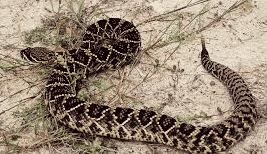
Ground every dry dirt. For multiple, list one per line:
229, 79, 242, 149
0, 0, 267, 154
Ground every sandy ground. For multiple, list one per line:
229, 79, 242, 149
0, 0, 267, 154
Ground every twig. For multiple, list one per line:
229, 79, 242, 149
136, 0, 210, 27
198, 0, 248, 33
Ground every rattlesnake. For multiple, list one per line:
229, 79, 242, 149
20, 18, 257, 154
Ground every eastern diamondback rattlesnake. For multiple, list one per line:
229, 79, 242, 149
20, 18, 257, 154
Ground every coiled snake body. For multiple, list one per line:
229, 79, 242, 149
21, 18, 257, 154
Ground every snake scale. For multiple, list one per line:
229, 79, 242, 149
20, 18, 257, 153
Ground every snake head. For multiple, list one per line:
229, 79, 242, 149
20, 47, 55, 62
